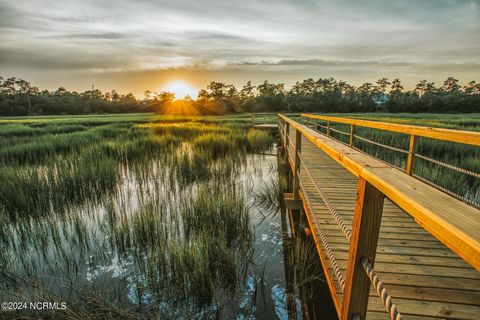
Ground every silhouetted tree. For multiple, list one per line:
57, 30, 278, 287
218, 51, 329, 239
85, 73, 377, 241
375, 78, 391, 94
464, 81, 480, 95
442, 77, 461, 94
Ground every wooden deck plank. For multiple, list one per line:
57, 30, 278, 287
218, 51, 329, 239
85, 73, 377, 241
324, 265, 480, 294
368, 298, 480, 319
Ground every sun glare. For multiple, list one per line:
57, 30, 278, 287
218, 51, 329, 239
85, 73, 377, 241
163, 81, 198, 100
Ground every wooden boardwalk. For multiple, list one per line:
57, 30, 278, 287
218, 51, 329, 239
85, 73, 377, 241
279, 115, 480, 320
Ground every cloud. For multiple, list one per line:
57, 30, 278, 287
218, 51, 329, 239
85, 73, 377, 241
234, 59, 415, 67
233, 59, 480, 71
0, 0, 478, 92
51, 32, 129, 40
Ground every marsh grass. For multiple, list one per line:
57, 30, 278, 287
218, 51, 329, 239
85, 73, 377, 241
287, 238, 324, 297
253, 178, 285, 218
147, 122, 231, 138
0, 123, 89, 138
108, 133, 180, 162
246, 129, 274, 153
182, 185, 252, 247
0, 115, 275, 319
193, 133, 236, 158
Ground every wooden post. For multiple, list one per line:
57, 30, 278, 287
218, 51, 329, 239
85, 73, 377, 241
406, 135, 416, 175
327, 121, 330, 136
341, 177, 385, 320
281, 206, 298, 320
284, 122, 290, 164
349, 124, 355, 147
292, 129, 302, 199
251, 114, 254, 126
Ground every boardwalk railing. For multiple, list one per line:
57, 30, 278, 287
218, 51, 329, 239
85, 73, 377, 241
301, 114, 480, 207
277, 114, 480, 320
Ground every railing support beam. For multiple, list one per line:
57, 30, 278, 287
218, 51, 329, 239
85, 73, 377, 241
349, 124, 355, 147
406, 135, 416, 175
283, 192, 303, 210
284, 121, 290, 164
293, 129, 302, 199
342, 177, 385, 320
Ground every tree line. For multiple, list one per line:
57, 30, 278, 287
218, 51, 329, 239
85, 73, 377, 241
0, 76, 479, 116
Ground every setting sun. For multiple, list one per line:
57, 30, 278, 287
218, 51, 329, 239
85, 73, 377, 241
163, 80, 198, 100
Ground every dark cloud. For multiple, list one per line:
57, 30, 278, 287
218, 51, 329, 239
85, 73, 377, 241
51, 32, 128, 40
0, 47, 126, 70
234, 59, 416, 67
233, 59, 480, 72
187, 32, 251, 42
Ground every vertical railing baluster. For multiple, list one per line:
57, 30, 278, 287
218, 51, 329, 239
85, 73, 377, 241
293, 129, 302, 199
350, 124, 355, 147
341, 177, 385, 320
406, 135, 416, 175
327, 120, 330, 136
284, 121, 290, 164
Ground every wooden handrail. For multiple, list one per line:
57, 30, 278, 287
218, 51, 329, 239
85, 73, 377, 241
302, 114, 480, 146
278, 114, 480, 272
251, 112, 275, 126
302, 114, 480, 207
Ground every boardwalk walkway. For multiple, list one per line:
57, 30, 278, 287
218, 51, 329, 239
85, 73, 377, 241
280, 115, 480, 320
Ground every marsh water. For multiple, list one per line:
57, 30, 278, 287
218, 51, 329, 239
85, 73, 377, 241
0, 123, 335, 319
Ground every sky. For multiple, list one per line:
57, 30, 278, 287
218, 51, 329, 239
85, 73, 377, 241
0, 0, 479, 97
